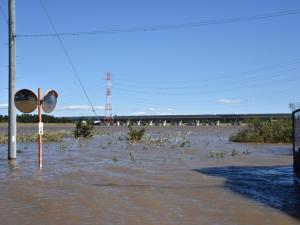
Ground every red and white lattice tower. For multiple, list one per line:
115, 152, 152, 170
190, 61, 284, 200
105, 72, 112, 125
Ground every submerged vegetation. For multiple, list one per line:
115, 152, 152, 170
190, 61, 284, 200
127, 126, 146, 142
0, 130, 71, 144
209, 148, 251, 158
73, 119, 94, 139
230, 119, 292, 143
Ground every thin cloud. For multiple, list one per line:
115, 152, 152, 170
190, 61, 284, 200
155, 112, 173, 115
62, 105, 105, 110
216, 98, 241, 104
0, 103, 8, 109
131, 111, 146, 116
149, 107, 174, 111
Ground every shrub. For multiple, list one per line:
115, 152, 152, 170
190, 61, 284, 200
230, 119, 292, 143
73, 119, 94, 139
127, 126, 146, 142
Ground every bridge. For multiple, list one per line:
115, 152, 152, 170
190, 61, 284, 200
69, 113, 291, 125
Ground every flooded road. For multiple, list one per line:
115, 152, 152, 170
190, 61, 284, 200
0, 125, 299, 225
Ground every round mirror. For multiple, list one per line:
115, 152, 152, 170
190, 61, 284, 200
14, 89, 38, 113
42, 90, 58, 113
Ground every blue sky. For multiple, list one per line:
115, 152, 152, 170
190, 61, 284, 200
1, 0, 300, 116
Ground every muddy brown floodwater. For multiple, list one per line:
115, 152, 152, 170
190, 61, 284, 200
0, 124, 300, 225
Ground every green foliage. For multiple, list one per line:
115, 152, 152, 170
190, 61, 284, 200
230, 119, 292, 143
0, 114, 74, 123
0, 115, 8, 123
73, 119, 94, 139
17, 114, 73, 123
127, 126, 146, 142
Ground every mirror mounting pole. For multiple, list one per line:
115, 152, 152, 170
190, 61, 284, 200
38, 88, 43, 168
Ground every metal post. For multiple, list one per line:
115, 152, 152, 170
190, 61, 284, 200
38, 88, 43, 168
293, 110, 300, 184
8, 0, 16, 160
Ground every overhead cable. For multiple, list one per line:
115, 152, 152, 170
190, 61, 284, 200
17, 8, 300, 38
39, 0, 97, 116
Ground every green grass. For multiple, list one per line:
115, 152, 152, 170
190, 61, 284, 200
229, 119, 292, 143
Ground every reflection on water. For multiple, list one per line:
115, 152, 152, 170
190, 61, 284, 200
197, 165, 300, 220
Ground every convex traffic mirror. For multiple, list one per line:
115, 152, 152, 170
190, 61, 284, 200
42, 90, 58, 113
14, 89, 38, 113
14, 89, 58, 114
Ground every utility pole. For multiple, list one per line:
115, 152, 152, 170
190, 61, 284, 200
8, 0, 16, 160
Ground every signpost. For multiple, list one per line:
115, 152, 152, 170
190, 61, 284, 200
14, 88, 58, 168
292, 109, 300, 184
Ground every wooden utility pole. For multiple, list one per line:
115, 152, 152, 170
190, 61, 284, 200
8, 0, 17, 160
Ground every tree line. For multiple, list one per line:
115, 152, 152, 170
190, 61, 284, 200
0, 114, 74, 123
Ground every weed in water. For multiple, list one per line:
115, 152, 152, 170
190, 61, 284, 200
143, 145, 150, 150
59, 143, 68, 150
112, 155, 119, 162
0, 134, 8, 144
179, 140, 191, 147
231, 149, 239, 157
129, 151, 136, 163
118, 135, 125, 141
219, 152, 226, 158
209, 151, 226, 159
209, 152, 215, 158
243, 149, 251, 155
73, 119, 94, 139
229, 118, 292, 143
127, 126, 146, 142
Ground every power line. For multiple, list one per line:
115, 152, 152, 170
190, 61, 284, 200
17, 8, 300, 38
38, 0, 97, 116
112, 72, 300, 96
113, 58, 300, 85
112, 66, 300, 91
